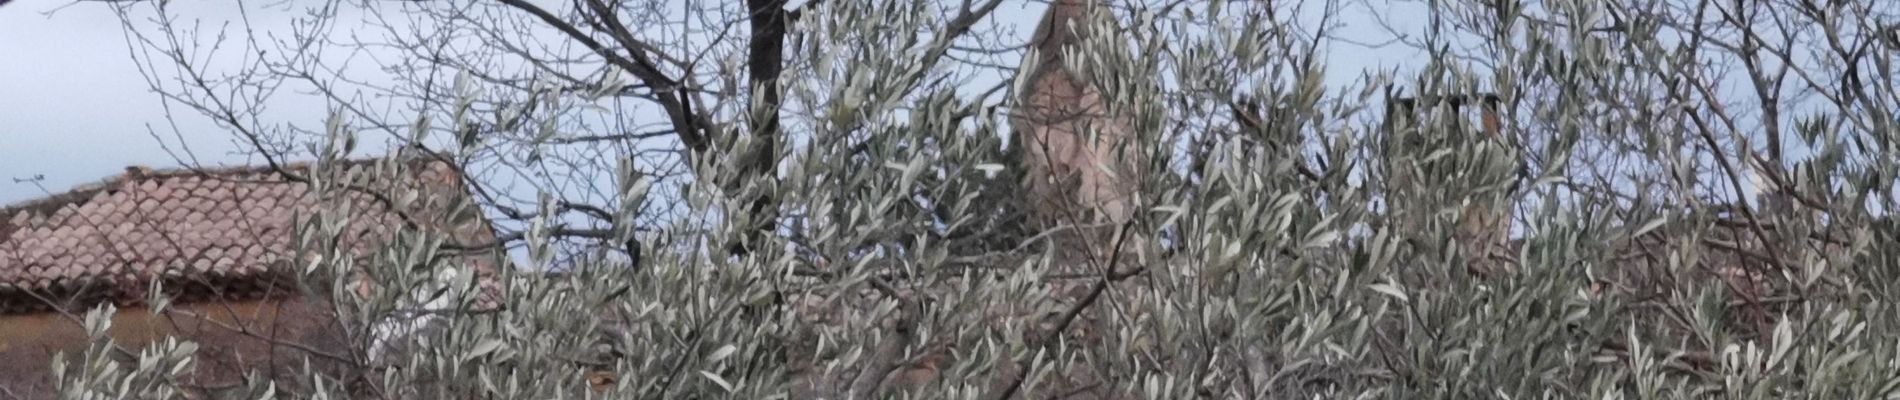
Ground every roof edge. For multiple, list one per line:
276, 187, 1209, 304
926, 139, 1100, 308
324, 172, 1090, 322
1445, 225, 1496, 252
0, 156, 459, 242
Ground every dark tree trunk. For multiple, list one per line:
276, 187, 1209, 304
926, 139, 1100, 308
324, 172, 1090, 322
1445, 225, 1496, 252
730, 0, 789, 256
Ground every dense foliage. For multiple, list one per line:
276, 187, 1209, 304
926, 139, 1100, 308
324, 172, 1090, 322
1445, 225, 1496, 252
48, 0, 1900, 398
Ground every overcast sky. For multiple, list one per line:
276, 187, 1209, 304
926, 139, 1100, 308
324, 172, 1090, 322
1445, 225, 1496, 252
0, 0, 1426, 206
1, 0, 261, 204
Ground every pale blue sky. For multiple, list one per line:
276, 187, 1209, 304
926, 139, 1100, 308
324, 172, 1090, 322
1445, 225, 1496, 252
1, 0, 275, 203
0, 0, 1425, 206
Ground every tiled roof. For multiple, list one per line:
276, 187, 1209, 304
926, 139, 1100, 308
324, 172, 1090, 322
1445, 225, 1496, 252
0, 158, 504, 314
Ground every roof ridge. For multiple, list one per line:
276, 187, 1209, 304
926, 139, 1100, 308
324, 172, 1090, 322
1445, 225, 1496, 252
0, 156, 443, 208
0, 157, 447, 240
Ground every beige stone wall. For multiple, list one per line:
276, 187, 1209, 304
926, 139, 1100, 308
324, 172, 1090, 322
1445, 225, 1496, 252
1014, 0, 1143, 230
0, 298, 347, 398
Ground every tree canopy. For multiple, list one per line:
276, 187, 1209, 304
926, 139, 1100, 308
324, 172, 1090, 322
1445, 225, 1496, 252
37, 0, 1900, 398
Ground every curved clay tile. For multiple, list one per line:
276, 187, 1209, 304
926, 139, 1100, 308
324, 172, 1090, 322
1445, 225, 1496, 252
0, 158, 507, 314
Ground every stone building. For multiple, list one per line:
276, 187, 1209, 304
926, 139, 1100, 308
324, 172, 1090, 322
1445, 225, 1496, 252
0, 158, 502, 397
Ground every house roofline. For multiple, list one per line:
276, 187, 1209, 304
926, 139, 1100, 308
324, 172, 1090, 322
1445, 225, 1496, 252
1, 157, 462, 237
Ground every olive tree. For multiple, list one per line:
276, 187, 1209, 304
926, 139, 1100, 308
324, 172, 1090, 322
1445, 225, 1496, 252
51, 0, 1900, 398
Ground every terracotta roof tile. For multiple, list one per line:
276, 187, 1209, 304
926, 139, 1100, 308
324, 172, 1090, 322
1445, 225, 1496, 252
0, 158, 506, 314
